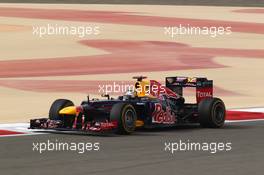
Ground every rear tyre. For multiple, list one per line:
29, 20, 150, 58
110, 103, 137, 134
198, 98, 226, 128
49, 99, 74, 120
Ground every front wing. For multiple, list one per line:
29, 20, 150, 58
29, 118, 118, 133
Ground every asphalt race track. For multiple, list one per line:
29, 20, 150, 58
0, 121, 264, 175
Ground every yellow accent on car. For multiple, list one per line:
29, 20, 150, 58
59, 106, 76, 115
136, 120, 144, 127
135, 80, 150, 97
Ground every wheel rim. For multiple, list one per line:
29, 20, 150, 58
124, 109, 135, 129
214, 103, 225, 124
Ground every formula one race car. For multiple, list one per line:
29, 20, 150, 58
30, 76, 226, 134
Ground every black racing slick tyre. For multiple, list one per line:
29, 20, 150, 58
110, 103, 137, 134
49, 99, 74, 120
198, 98, 226, 128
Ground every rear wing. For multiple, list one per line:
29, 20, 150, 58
165, 77, 213, 103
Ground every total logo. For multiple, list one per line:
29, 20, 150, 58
197, 91, 212, 98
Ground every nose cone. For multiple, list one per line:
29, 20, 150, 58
59, 106, 76, 115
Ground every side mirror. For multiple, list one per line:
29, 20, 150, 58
101, 94, 110, 100
87, 95, 90, 103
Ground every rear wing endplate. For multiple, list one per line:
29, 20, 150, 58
165, 77, 213, 102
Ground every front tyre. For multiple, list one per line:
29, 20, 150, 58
110, 103, 137, 134
49, 99, 74, 120
198, 98, 226, 128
